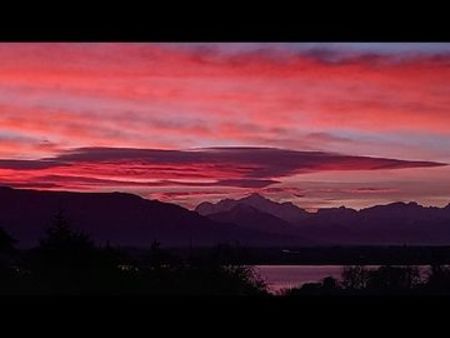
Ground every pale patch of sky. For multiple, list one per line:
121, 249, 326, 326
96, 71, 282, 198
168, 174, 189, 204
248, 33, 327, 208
159, 42, 450, 57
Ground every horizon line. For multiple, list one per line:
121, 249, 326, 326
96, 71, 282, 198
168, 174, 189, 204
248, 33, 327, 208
1, 185, 449, 213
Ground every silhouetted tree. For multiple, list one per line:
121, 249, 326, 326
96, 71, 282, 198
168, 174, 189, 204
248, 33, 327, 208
32, 209, 98, 293
218, 264, 267, 295
322, 276, 339, 291
0, 226, 16, 253
283, 275, 340, 296
38, 209, 95, 267
341, 265, 370, 290
145, 240, 175, 269
365, 265, 421, 292
209, 243, 245, 266
424, 264, 450, 292
0, 227, 20, 294
283, 282, 322, 296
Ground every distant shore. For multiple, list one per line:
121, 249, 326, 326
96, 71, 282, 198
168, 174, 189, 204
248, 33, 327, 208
103, 245, 450, 266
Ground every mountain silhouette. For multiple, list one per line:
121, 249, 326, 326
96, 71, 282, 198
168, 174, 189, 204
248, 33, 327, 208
2, 186, 450, 247
197, 194, 450, 245
0, 187, 297, 248
207, 203, 308, 240
196, 193, 309, 223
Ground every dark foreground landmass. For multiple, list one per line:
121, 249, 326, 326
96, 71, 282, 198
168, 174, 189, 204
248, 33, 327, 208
2, 188, 450, 295
3, 212, 450, 296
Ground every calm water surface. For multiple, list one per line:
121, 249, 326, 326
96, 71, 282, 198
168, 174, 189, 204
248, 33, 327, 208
254, 265, 430, 294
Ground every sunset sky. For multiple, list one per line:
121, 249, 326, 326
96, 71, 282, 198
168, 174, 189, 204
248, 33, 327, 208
0, 43, 449, 210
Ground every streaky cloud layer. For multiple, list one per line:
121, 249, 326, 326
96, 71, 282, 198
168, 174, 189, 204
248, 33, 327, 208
0, 146, 445, 193
0, 43, 449, 208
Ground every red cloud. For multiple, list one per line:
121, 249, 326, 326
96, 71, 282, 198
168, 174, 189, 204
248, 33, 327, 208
0, 147, 445, 193
0, 43, 449, 158
0, 44, 449, 209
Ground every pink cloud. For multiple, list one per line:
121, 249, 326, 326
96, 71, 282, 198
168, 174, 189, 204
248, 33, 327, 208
0, 147, 444, 196
0, 43, 449, 209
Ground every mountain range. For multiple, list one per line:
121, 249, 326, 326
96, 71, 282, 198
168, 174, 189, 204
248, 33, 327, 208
1, 186, 450, 248
0, 187, 300, 248
196, 193, 450, 246
196, 193, 310, 223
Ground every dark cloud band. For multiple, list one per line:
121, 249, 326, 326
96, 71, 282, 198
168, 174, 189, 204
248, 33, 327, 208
0, 147, 445, 190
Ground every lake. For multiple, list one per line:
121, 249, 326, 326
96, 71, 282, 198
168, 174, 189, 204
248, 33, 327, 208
254, 265, 431, 294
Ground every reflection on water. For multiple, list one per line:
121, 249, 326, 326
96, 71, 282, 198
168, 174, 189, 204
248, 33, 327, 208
255, 265, 429, 294
255, 265, 343, 294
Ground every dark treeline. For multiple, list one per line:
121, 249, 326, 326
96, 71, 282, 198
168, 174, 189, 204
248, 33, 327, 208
0, 211, 267, 295
4, 211, 450, 295
284, 265, 450, 296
